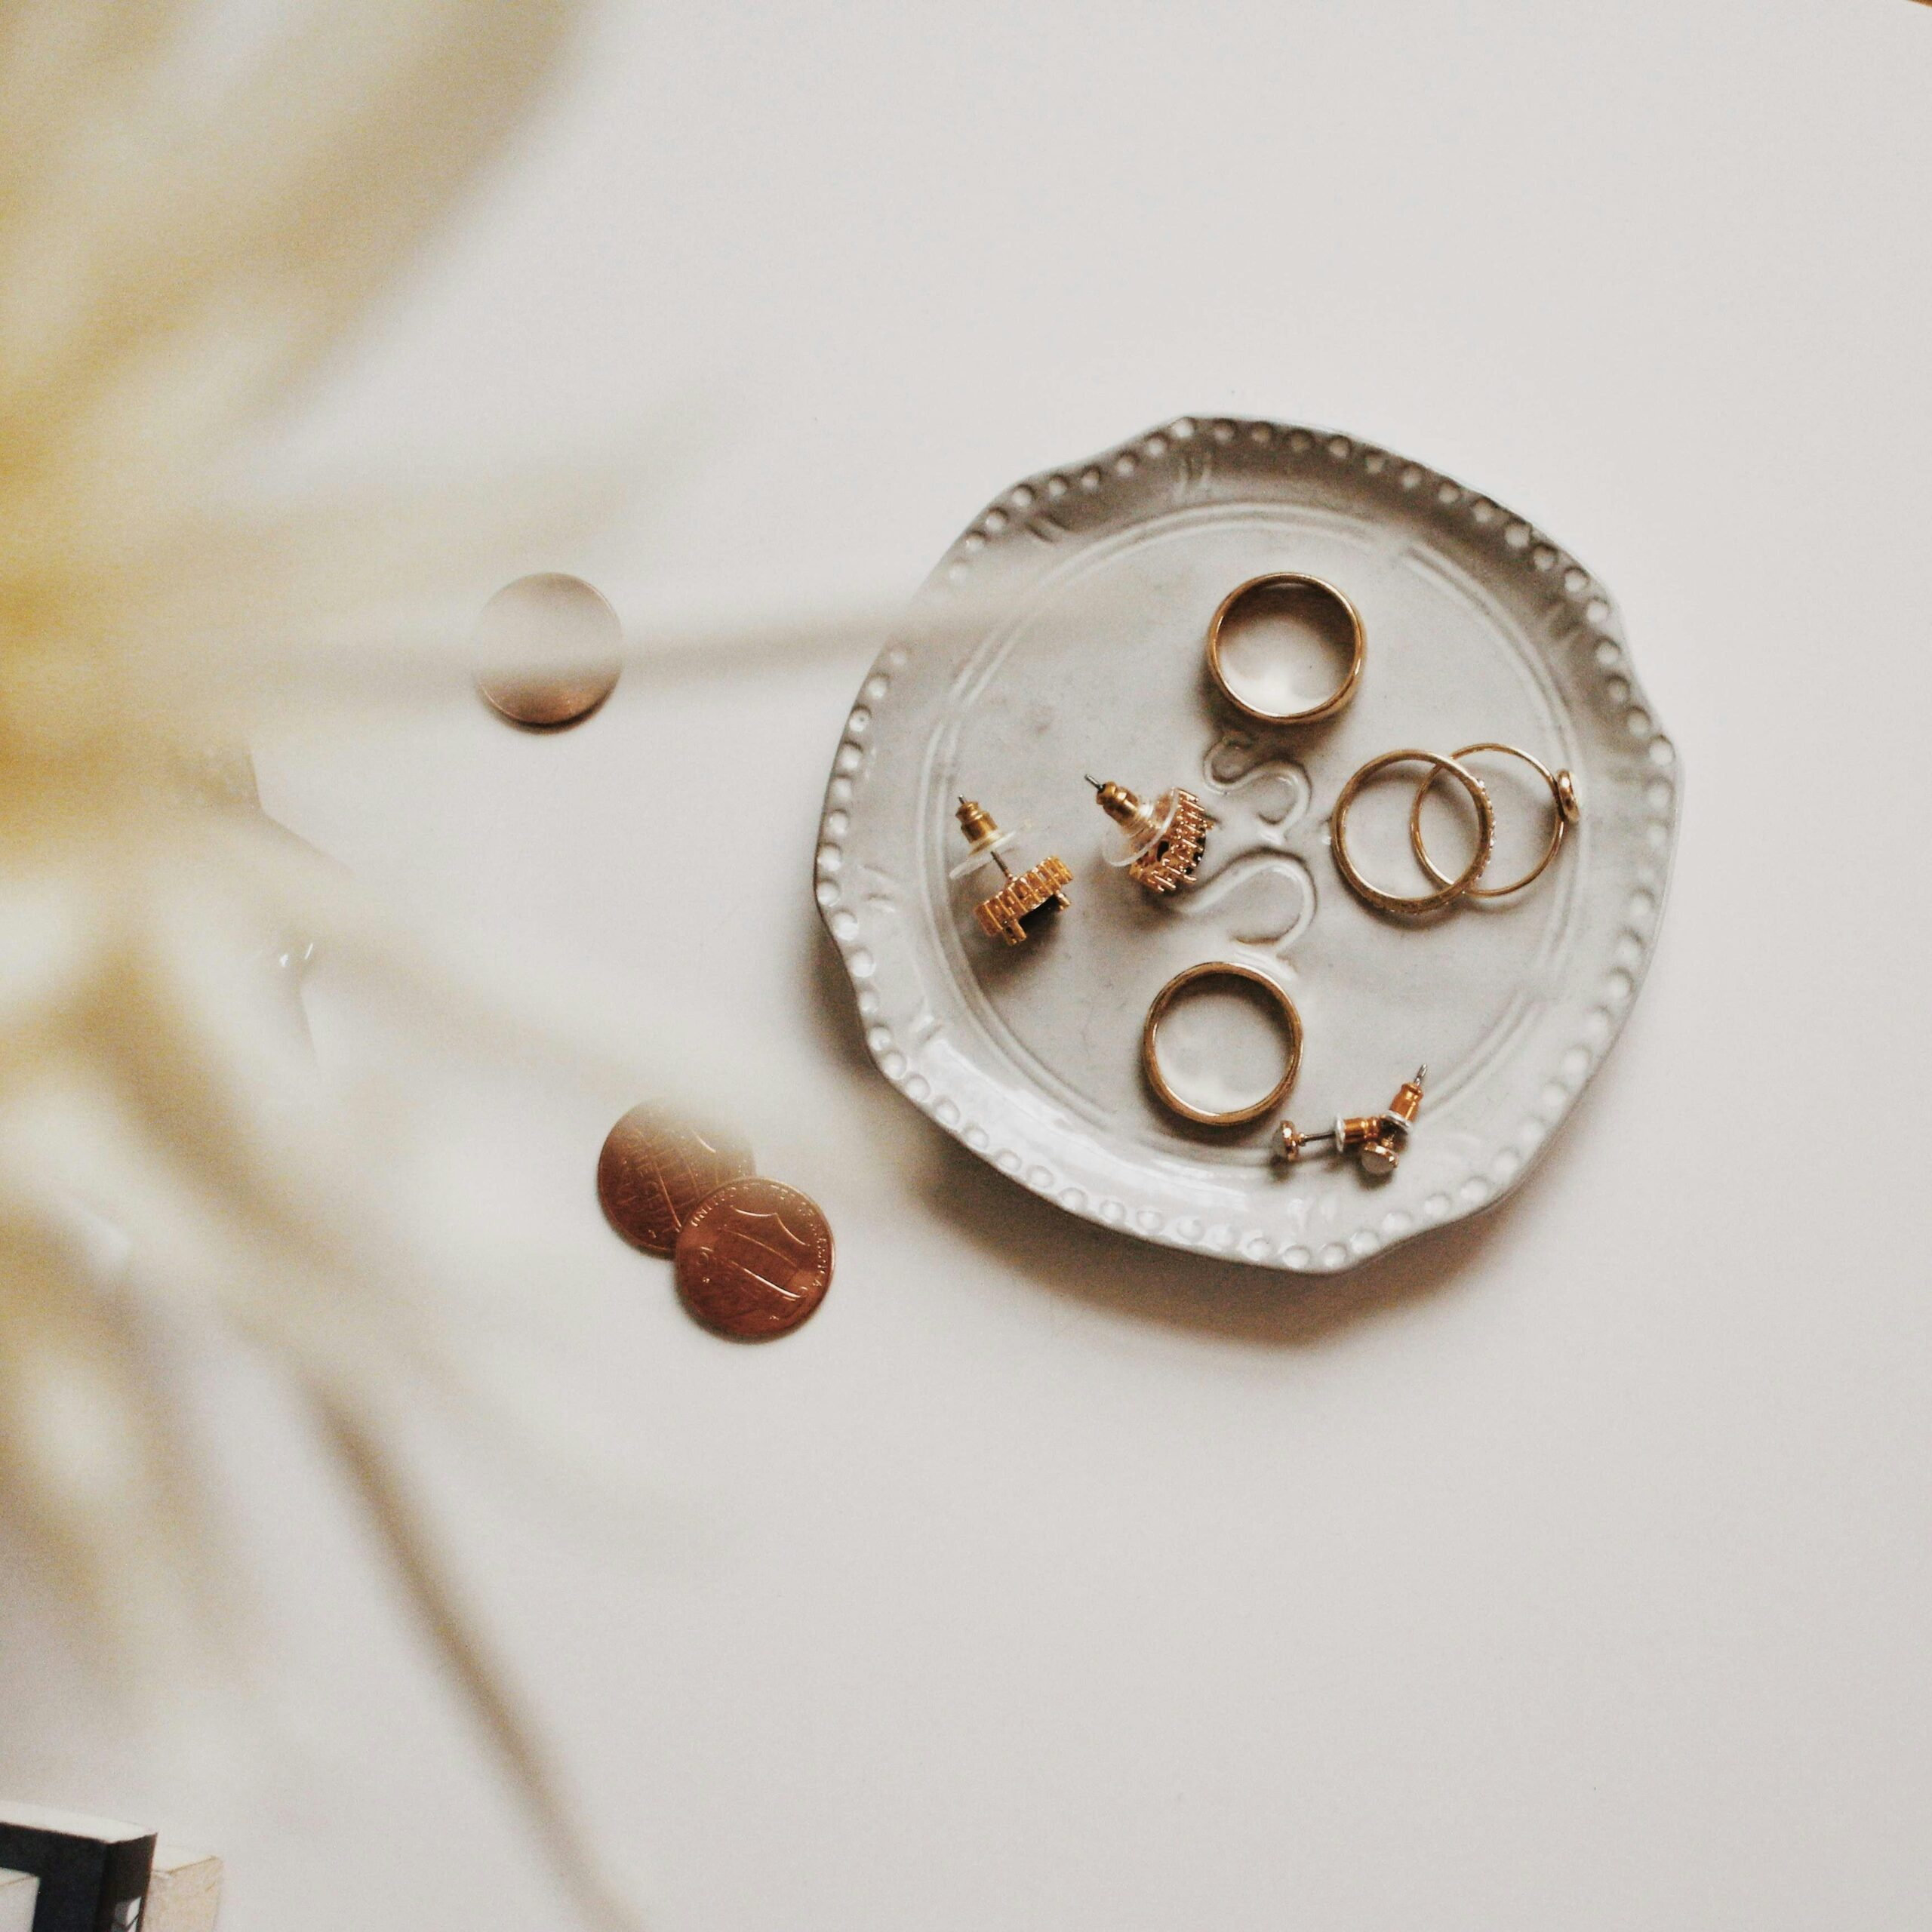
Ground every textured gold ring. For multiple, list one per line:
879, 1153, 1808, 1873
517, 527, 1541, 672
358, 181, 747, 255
1204, 573, 1366, 726
1140, 961, 1303, 1127
1408, 742, 1580, 900
1331, 749, 1494, 916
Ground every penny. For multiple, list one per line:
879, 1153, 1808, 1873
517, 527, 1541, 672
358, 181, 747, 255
597, 1105, 754, 1258
474, 572, 622, 729
673, 1179, 834, 1342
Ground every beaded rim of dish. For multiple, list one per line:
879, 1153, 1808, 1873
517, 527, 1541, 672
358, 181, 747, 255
811, 417, 1679, 1274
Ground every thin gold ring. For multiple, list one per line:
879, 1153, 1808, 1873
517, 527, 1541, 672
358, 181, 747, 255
1140, 961, 1303, 1127
1331, 749, 1494, 917
1408, 742, 1580, 900
1204, 573, 1365, 726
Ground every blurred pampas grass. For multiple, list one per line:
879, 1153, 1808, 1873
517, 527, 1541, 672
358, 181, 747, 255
0, 2, 914, 1924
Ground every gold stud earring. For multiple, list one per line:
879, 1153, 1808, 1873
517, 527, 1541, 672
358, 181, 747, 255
1087, 776, 1214, 894
1273, 1066, 1427, 1176
1409, 743, 1580, 900
952, 796, 1072, 945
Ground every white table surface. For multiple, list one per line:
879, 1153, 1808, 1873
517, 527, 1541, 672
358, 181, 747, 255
5, 3, 1930, 1927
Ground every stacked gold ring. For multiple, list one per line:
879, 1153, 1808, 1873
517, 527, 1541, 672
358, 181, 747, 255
1409, 743, 1580, 899
1330, 749, 1496, 916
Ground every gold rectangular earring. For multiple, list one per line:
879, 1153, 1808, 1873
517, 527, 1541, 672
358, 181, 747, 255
952, 797, 1072, 945
1087, 777, 1213, 894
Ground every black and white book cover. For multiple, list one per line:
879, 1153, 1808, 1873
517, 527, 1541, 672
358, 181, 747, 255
0, 1805, 154, 1932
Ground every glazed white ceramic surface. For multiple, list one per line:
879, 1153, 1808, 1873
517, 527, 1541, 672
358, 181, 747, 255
814, 418, 1678, 1272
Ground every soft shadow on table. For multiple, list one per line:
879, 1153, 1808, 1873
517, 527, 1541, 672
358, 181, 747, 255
923, 1131, 1518, 1349
807, 918, 1597, 1350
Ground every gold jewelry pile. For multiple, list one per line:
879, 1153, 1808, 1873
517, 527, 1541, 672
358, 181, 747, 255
948, 574, 1581, 1179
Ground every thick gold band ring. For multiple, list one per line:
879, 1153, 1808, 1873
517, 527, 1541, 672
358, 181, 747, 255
1331, 749, 1495, 916
1204, 573, 1366, 726
1408, 742, 1580, 900
1140, 961, 1303, 1127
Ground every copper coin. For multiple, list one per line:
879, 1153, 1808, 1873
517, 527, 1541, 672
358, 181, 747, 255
673, 1179, 834, 1342
474, 573, 622, 729
597, 1106, 754, 1258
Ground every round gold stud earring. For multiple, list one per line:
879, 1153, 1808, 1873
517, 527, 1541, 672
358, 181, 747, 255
1330, 748, 1496, 916
1204, 573, 1366, 726
1408, 743, 1580, 900
1273, 1067, 1428, 1177
1087, 776, 1214, 894
1140, 961, 1303, 1127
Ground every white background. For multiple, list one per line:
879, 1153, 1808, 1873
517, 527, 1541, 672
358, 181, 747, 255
7, 3, 1932, 1927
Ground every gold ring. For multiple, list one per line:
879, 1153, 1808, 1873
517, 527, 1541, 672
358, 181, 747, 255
1204, 573, 1365, 726
1140, 961, 1303, 1127
1408, 743, 1580, 900
1331, 749, 1494, 916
